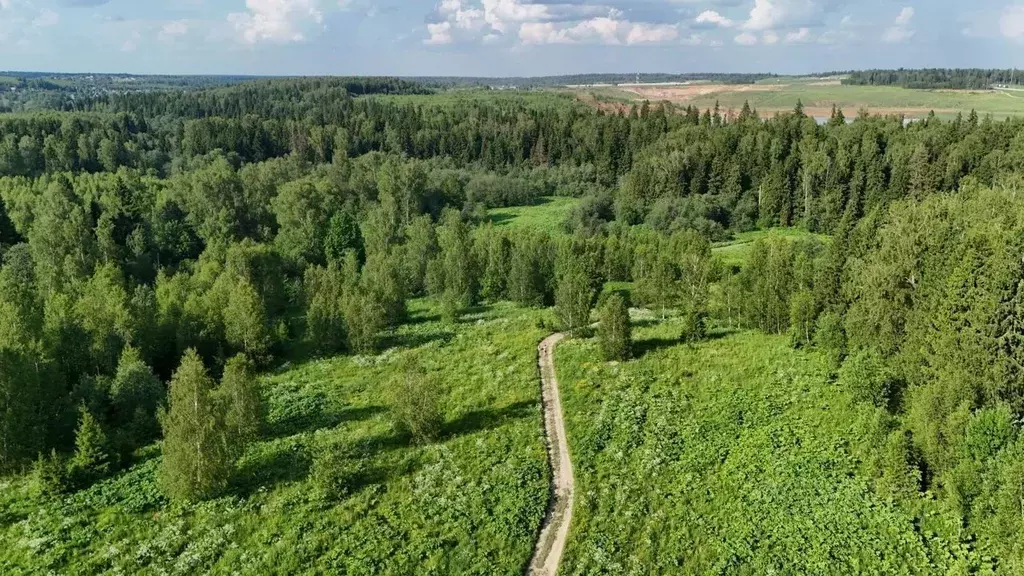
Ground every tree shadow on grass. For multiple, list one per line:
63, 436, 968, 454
406, 310, 442, 325
266, 402, 387, 440
232, 442, 312, 496
633, 329, 733, 359
352, 400, 538, 457
442, 400, 537, 440
489, 211, 517, 226
379, 329, 455, 351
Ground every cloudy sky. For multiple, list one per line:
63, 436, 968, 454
1, 0, 1023, 76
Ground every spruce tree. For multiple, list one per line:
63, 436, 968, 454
110, 345, 164, 460
598, 294, 632, 361
69, 405, 110, 486
159, 349, 232, 502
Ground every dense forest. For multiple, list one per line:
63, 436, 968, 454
4, 73, 1024, 571
841, 68, 1024, 89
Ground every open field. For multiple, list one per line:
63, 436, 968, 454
0, 301, 550, 575
555, 320, 966, 574
488, 197, 579, 235
577, 81, 1024, 119
713, 227, 830, 267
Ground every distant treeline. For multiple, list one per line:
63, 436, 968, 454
410, 73, 778, 88
838, 68, 1024, 90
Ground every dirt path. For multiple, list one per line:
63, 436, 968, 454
528, 333, 574, 576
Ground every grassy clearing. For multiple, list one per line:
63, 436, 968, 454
488, 197, 579, 235
583, 82, 1024, 119
0, 300, 550, 575
713, 227, 829, 267
556, 319, 958, 574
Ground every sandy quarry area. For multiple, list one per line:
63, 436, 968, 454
618, 83, 784, 101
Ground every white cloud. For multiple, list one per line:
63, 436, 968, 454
762, 30, 779, 44
882, 6, 915, 43
894, 6, 914, 25
625, 21, 679, 44
741, 0, 837, 31
32, 9, 58, 28
484, 0, 550, 34
518, 21, 561, 43
734, 31, 758, 45
228, 0, 325, 44
519, 16, 677, 45
122, 29, 141, 52
425, 21, 454, 44
428, 0, 677, 46
680, 33, 704, 45
744, 0, 791, 30
785, 26, 809, 42
159, 20, 189, 42
1001, 5, 1024, 39
695, 10, 734, 28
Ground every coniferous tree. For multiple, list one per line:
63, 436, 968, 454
159, 349, 232, 502
69, 405, 110, 486
109, 345, 164, 459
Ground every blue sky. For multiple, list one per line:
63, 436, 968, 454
0, 0, 1023, 76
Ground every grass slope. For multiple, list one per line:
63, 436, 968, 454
557, 318, 954, 575
0, 301, 550, 575
488, 197, 579, 235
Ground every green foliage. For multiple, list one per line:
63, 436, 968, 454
597, 294, 631, 361
220, 354, 262, 449
68, 406, 111, 487
559, 326, 967, 573
31, 450, 70, 498
838, 350, 896, 409
0, 345, 55, 473
389, 370, 445, 445
789, 289, 817, 347
343, 291, 385, 354
223, 278, 272, 362
303, 264, 347, 355
109, 345, 163, 458
310, 441, 364, 502
0, 302, 549, 574
159, 350, 232, 502
555, 259, 594, 336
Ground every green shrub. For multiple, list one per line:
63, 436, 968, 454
389, 371, 445, 444
310, 441, 364, 502
32, 450, 70, 498
839, 350, 895, 409
679, 306, 708, 343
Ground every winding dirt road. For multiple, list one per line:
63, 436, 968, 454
528, 333, 574, 576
